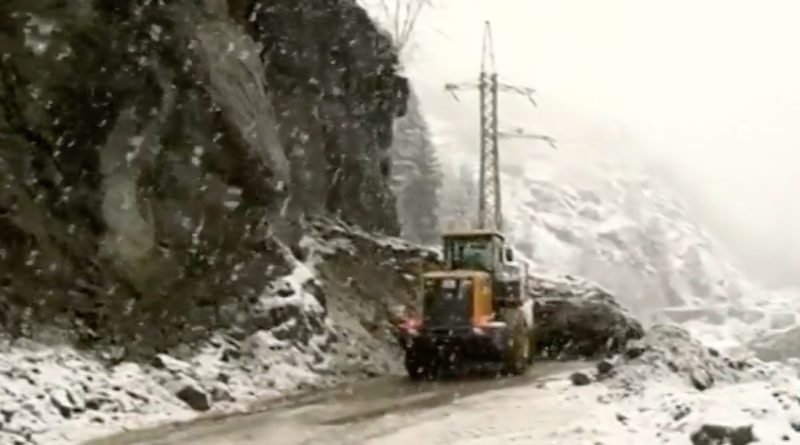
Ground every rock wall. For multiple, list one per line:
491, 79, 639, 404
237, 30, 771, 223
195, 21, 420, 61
0, 0, 408, 353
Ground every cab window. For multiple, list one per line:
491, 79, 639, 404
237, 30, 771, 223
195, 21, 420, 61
445, 237, 493, 271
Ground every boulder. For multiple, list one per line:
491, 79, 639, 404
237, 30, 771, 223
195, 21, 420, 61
596, 358, 616, 375
690, 368, 714, 391
616, 325, 748, 391
151, 354, 192, 374
690, 424, 756, 445
175, 384, 211, 412
50, 388, 83, 419
569, 371, 592, 386
530, 275, 644, 359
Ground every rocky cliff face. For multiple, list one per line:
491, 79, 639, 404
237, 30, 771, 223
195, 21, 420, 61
0, 0, 408, 353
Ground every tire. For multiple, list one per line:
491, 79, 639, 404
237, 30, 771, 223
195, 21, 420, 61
501, 310, 529, 375
404, 348, 429, 381
527, 331, 536, 365
528, 300, 537, 365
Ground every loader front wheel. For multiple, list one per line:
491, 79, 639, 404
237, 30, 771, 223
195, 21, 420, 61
502, 317, 529, 375
404, 348, 430, 381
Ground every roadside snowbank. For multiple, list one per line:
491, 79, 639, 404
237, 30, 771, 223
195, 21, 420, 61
352, 362, 800, 444
0, 316, 337, 445
554, 325, 800, 444
357, 324, 800, 445
0, 224, 433, 445
546, 370, 800, 445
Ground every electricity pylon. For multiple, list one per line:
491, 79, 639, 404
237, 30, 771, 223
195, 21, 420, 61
445, 21, 556, 232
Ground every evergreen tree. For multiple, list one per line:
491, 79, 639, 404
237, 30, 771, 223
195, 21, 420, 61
390, 87, 443, 245
397, 135, 442, 244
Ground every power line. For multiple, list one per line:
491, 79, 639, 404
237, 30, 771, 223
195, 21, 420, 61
444, 20, 556, 232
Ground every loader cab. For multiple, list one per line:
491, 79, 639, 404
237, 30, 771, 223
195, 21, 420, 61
441, 229, 525, 308
442, 229, 507, 273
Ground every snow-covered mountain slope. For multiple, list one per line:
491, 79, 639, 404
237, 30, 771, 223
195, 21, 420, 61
497, 149, 800, 355
499, 149, 760, 318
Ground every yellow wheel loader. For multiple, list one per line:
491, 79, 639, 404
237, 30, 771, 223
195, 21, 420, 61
397, 229, 534, 379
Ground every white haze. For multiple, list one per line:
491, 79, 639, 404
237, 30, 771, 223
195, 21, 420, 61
374, 0, 800, 288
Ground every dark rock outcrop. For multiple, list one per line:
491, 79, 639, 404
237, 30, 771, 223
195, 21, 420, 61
308, 219, 441, 363
0, 1, 408, 354
690, 424, 756, 445
530, 275, 644, 359
175, 384, 211, 412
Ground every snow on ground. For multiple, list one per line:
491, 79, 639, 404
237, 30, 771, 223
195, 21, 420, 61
0, 315, 335, 445
355, 325, 800, 445
357, 371, 800, 445
0, 342, 196, 445
0, 226, 417, 445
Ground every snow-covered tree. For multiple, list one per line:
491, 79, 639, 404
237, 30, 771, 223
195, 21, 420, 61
392, 88, 443, 244
361, 0, 443, 244
397, 134, 442, 244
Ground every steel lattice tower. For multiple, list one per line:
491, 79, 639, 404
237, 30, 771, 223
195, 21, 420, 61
445, 21, 556, 232
477, 26, 501, 230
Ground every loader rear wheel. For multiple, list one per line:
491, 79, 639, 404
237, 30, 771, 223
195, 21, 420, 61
502, 312, 530, 376
527, 331, 536, 365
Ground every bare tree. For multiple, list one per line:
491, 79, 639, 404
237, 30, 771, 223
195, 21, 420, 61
376, 0, 432, 54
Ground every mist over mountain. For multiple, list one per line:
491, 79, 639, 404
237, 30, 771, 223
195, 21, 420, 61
364, 0, 800, 291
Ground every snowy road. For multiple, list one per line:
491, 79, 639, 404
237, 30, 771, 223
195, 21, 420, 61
83, 361, 594, 445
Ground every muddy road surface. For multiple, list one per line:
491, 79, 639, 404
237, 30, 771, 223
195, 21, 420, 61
84, 360, 593, 445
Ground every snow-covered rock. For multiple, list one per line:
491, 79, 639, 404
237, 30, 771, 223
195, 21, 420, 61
606, 325, 755, 393
549, 324, 800, 444
544, 325, 800, 443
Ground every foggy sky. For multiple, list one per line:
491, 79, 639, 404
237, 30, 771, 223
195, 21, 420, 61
380, 0, 800, 288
